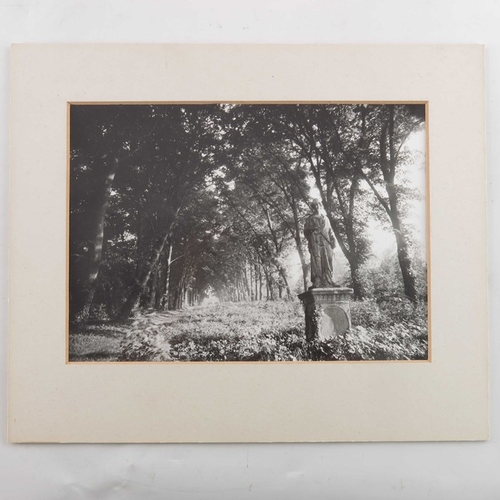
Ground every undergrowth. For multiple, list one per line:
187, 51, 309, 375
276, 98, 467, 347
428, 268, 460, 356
115, 299, 428, 362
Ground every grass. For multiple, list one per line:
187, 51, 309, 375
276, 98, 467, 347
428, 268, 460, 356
69, 298, 428, 362
69, 322, 127, 361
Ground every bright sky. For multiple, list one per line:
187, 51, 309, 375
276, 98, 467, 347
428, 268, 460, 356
368, 128, 426, 257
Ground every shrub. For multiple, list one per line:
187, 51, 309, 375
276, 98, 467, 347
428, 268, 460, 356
351, 298, 427, 330
350, 299, 382, 328
169, 325, 308, 362
117, 316, 171, 361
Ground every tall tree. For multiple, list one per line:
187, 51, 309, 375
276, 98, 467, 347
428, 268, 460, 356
355, 104, 425, 302
70, 105, 158, 320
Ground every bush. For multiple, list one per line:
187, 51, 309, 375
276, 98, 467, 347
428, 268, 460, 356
351, 298, 427, 330
169, 326, 307, 362
348, 298, 428, 360
350, 299, 382, 328
117, 316, 171, 361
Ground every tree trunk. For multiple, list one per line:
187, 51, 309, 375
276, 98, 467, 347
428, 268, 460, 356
149, 270, 158, 309
118, 227, 174, 319
249, 264, 255, 301
390, 213, 418, 302
76, 157, 120, 321
80, 284, 98, 321
254, 265, 258, 300
296, 241, 308, 292
348, 257, 364, 300
383, 110, 418, 302
290, 200, 309, 292
154, 263, 164, 310
277, 265, 291, 299
154, 241, 173, 310
244, 264, 251, 300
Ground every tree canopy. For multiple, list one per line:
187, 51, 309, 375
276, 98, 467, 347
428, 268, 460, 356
69, 103, 426, 322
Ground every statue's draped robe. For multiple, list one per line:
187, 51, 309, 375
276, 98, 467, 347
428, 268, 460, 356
304, 213, 336, 288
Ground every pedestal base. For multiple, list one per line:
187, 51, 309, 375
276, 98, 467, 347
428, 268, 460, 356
298, 287, 354, 341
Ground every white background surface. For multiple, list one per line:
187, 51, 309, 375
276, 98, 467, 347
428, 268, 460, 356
1, 1, 498, 499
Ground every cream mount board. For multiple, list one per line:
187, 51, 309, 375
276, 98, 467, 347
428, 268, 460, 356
9, 44, 488, 442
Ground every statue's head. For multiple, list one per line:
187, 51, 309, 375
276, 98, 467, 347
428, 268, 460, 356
311, 200, 320, 214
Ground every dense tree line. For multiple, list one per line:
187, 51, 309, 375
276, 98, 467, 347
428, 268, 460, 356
69, 103, 426, 322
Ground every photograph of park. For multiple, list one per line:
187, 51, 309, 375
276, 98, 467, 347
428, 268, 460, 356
69, 103, 428, 362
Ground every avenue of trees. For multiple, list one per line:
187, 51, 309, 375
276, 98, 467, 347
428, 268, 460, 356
69, 103, 426, 323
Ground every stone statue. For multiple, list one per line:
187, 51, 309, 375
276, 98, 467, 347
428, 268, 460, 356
304, 200, 336, 288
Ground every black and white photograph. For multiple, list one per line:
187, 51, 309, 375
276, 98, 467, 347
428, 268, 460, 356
69, 103, 428, 362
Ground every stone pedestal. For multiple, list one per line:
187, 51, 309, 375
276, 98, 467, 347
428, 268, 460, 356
298, 287, 354, 341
